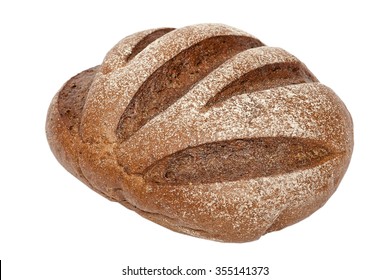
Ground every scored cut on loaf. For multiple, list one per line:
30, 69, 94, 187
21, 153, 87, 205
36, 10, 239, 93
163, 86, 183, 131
46, 23, 353, 242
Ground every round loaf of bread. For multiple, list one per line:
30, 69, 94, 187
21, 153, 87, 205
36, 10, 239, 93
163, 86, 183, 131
46, 23, 353, 242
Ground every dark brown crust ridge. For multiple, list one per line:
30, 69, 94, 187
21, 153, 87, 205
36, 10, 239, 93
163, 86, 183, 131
125, 28, 175, 63
144, 137, 336, 185
57, 66, 99, 134
205, 61, 318, 108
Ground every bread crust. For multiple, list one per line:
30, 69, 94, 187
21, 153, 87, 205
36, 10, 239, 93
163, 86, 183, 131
46, 24, 353, 242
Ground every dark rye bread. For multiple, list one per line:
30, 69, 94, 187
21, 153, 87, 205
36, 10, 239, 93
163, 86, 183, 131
46, 24, 353, 242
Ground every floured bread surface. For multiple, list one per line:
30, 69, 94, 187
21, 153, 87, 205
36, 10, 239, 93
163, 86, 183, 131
46, 23, 353, 242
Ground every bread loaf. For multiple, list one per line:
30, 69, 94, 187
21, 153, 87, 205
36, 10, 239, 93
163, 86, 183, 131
46, 24, 353, 242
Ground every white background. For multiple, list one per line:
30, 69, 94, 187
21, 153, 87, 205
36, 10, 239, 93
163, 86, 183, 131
1, 0, 389, 279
